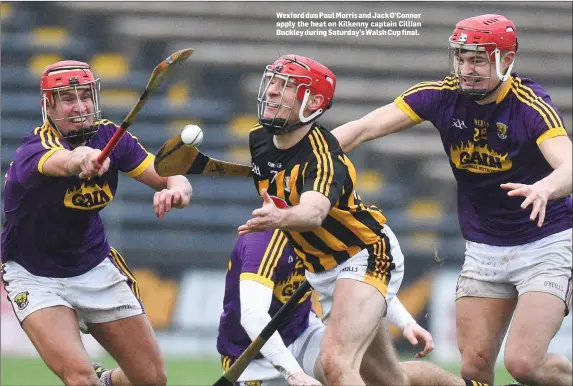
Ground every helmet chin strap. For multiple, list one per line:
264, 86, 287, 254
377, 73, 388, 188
495, 48, 515, 81
298, 89, 323, 123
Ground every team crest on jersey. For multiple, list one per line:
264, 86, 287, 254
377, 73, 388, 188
14, 291, 29, 310
240, 381, 261, 386
450, 141, 512, 174
64, 182, 114, 210
496, 122, 508, 139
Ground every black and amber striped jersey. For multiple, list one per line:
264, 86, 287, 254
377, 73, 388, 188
394, 73, 572, 246
249, 123, 387, 273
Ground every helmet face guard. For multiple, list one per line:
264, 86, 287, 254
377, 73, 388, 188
41, 61, 102, 144
257, 55, 335, 135
448, 14, 517, 101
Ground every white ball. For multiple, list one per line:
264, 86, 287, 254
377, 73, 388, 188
180, 124, 203, 147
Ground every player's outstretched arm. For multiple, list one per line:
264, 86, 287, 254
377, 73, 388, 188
387, 296, 434, 358
535, 135, 572, 200
42, 146, 110, 178
331, 102, 417, 153
239, 279, 321, 385
501, 135, 572, 227
238, 189, 330, 235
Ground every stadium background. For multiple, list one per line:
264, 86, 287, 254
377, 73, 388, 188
1, 1, 571, 385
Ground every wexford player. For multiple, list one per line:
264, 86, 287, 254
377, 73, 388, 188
1, 60, 192, 386
332, 14, 572, 386
219, 229, 510, 386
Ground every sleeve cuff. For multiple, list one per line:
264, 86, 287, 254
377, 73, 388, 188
394, 97, 424, 124
37, 148, 64, 175
124, 152, 154, 177
240, 272, 274, 288
536, 127, 568, 146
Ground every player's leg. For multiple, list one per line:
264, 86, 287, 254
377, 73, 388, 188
456, 287, 516, 384
23, 307, 100, 386
88, 315, 166, 386
74, 250, 165, 386
311, 226, 404, 386
2, 261, 99, 385
360, 320, 408, 385
503, 229, 572, 386
504, 292, 572, 386
318, 277, 386, 385
360, 317, 491, 386
455, 240, 520, 385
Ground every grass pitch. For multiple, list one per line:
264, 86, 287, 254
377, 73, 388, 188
1, 355, 516, 385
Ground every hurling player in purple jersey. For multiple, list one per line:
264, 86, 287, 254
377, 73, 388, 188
218, 230, 510, 386
1, 60, 192, 386
332, 14, 572, 386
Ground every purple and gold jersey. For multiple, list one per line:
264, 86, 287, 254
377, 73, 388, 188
1, 119, 153, 277
217, 229, 312, 361
395, 74, 572, 246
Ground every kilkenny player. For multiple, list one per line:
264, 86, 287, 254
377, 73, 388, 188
238, 54, 489, 386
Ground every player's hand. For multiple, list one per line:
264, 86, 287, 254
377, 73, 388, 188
153, 189, 183, 219
501, 181, 550, 227
402, 322, 434, 358
287, 371, 322, 386
78, 148, 110, 179
238, 189, 284, 235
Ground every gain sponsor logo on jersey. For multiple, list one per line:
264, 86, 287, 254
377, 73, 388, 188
64, 182, 114, 210
273, 258, 310, 304
450, 141, 512, 173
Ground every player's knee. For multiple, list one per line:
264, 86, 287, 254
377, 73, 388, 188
61, 367, 100, 386
320, 350, 356, 381
504, 354, 537, 383
134, 367, 167, 386
460, 351, 494, 384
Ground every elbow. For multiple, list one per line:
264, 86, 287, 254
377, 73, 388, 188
301, 208, 328, 231
310, 212, 327, 229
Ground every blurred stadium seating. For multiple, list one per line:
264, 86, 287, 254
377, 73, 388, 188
1, 1, 571, 373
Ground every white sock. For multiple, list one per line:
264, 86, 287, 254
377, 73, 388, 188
99, 369, 114, 386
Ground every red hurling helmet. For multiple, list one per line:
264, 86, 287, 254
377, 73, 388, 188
257, 54, 336, 134
41, 60, 101, 144
448, 14, 518, 100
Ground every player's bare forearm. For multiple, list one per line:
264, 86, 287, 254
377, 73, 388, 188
540, 161, 572, 200
166, 175, 192, 207
43, 146, 110, 178
539, 135, 573, 199
279, 192, 330, 231
332, 119, 370, 153
41, 147, 87, 176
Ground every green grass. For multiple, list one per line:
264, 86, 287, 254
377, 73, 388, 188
1, 356, 516, 385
